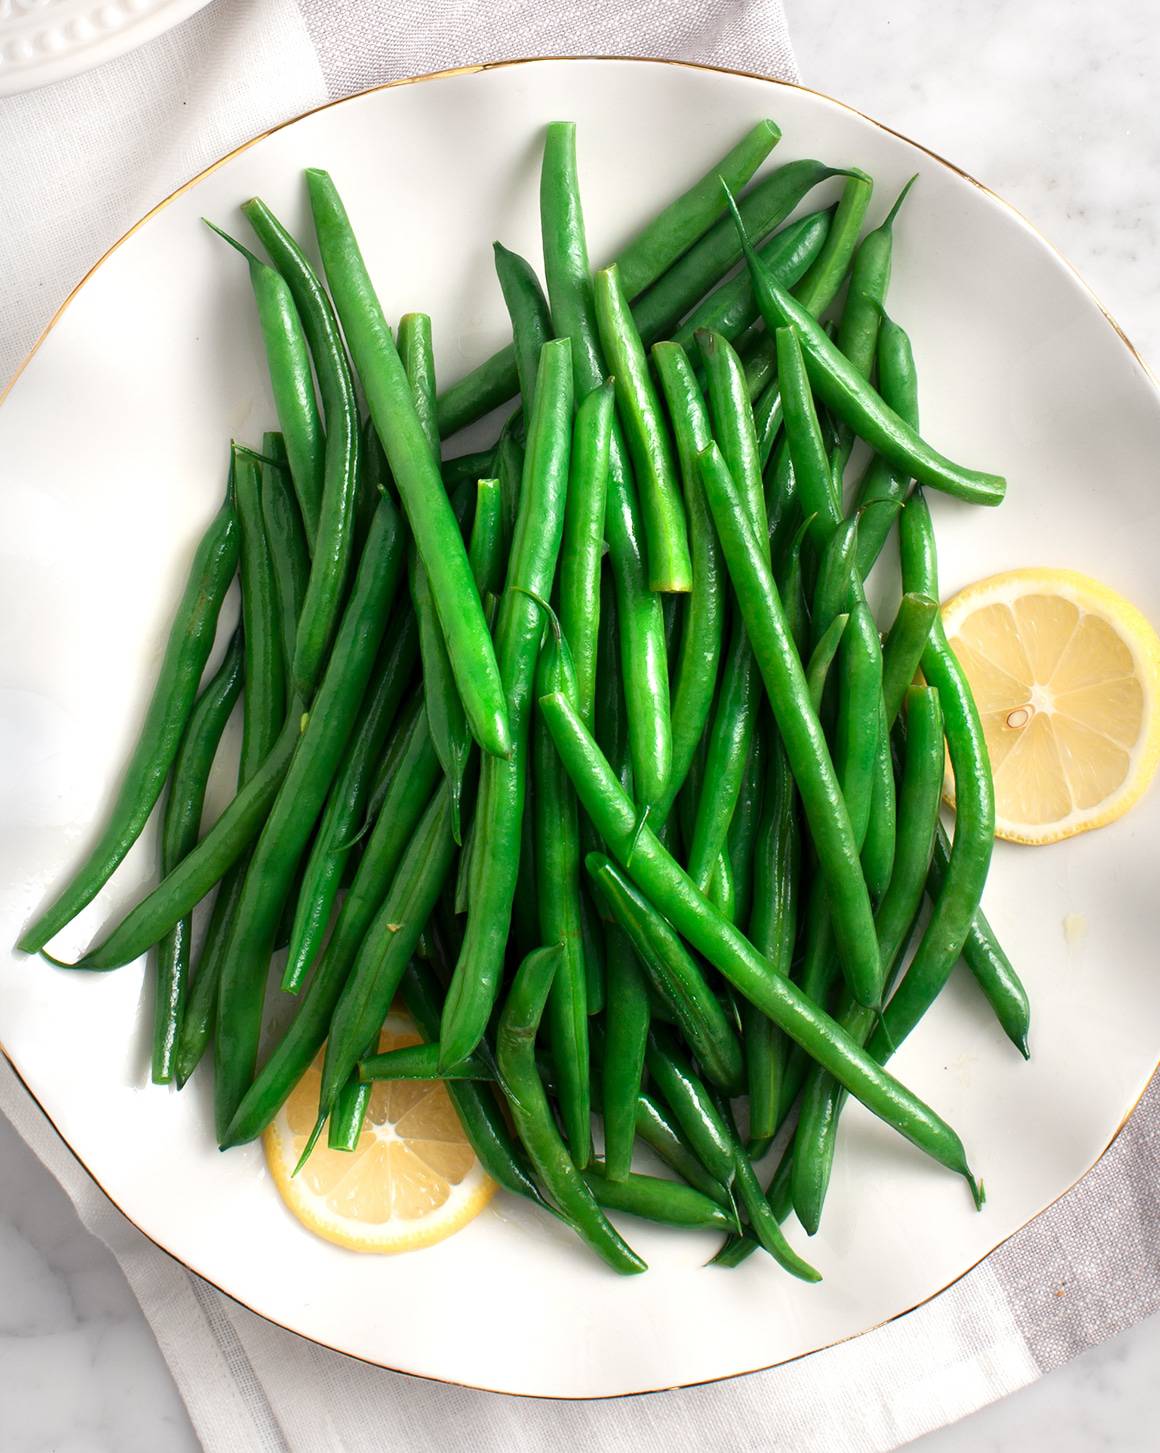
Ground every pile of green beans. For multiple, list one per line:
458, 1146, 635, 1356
24, 117, 1031, 1277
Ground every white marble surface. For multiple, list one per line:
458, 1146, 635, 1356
2, 2, 1159, 1449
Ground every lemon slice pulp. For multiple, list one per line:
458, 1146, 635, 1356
264, 1013, 496, 1252
941, 568, 1160, 844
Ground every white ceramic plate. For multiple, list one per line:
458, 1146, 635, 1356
2, 58, 1158, 1399
0, 0, 211, 97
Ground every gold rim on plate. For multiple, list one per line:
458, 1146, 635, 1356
2, 54, 1157, 1399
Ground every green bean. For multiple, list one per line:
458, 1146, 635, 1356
682, 328, 767, 894
297, 785, 457, 1164
533, 627, 591, 1167
698, 329, 766, 540
673, 209, 831, 354
698, 443, 880, 1007
213, 494, 405, 1139
652, 344, 725, 818
439, 339, 574, 1069
753, 378, 784, 474
632, 1092, 730, 1206
400, 960, 552, 1210
358, 1041, 492, 1082
435, 121, 780, 437
727, 732, 764, 931
206, 224, 324, 542
497, 946, 646, 1274
711, 1140, 794, 1268
792, 685, 944, 1233
869, 491, 996, 1054
307, 167, 511, 760
537, 689, 979, 1194
151, 633, 243, 1083
493, 241, 553, 415
812, 516, 861, 641
776, 510, 810, 655
861, 701, 897, 902
541, 121, 671, 811
635, 160, 855, 345
259, 436, 310, 684
559, 382, 614, 725
881, 592, 939, 724
495, 415, 525, 546
233, 446, 286, 785
220, 701, 440, 1147
745, 731, 798, 1150
685, 619, 760, 894
778, 326, 840, 551
728, 192, 1007, 506
398, 312, 474, 844
830, 176, 916, 474
583, 1165, 737, 1233
21, 487, 239, 955
599, 923, 651, 1181
282, 618, 418, 992
646, 1029, 736, 1187
853, 311, 920, 578
589, 854, 744, 1095
722, 1104, 820, 1281
442, 446, 497, 493
597, 264, 692, 592
836, 601, 885, 853
242, 198, 361, 696
742, 172, 874, 397
929, 823, 1031, 1057
327, 1047, 373, 1152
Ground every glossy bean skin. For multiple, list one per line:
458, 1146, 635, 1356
582, 1166, 737, 1232
21, 487, 239, 955
233, 446, 287, 782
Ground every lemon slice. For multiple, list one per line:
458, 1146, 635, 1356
941, 568, 1160, 844
264, 1013, 496, 1252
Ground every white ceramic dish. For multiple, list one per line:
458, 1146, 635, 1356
0, 0, 211, 98
1, 58, 1158, 1399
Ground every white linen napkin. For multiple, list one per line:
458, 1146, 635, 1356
2, 3, 1157, 1449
